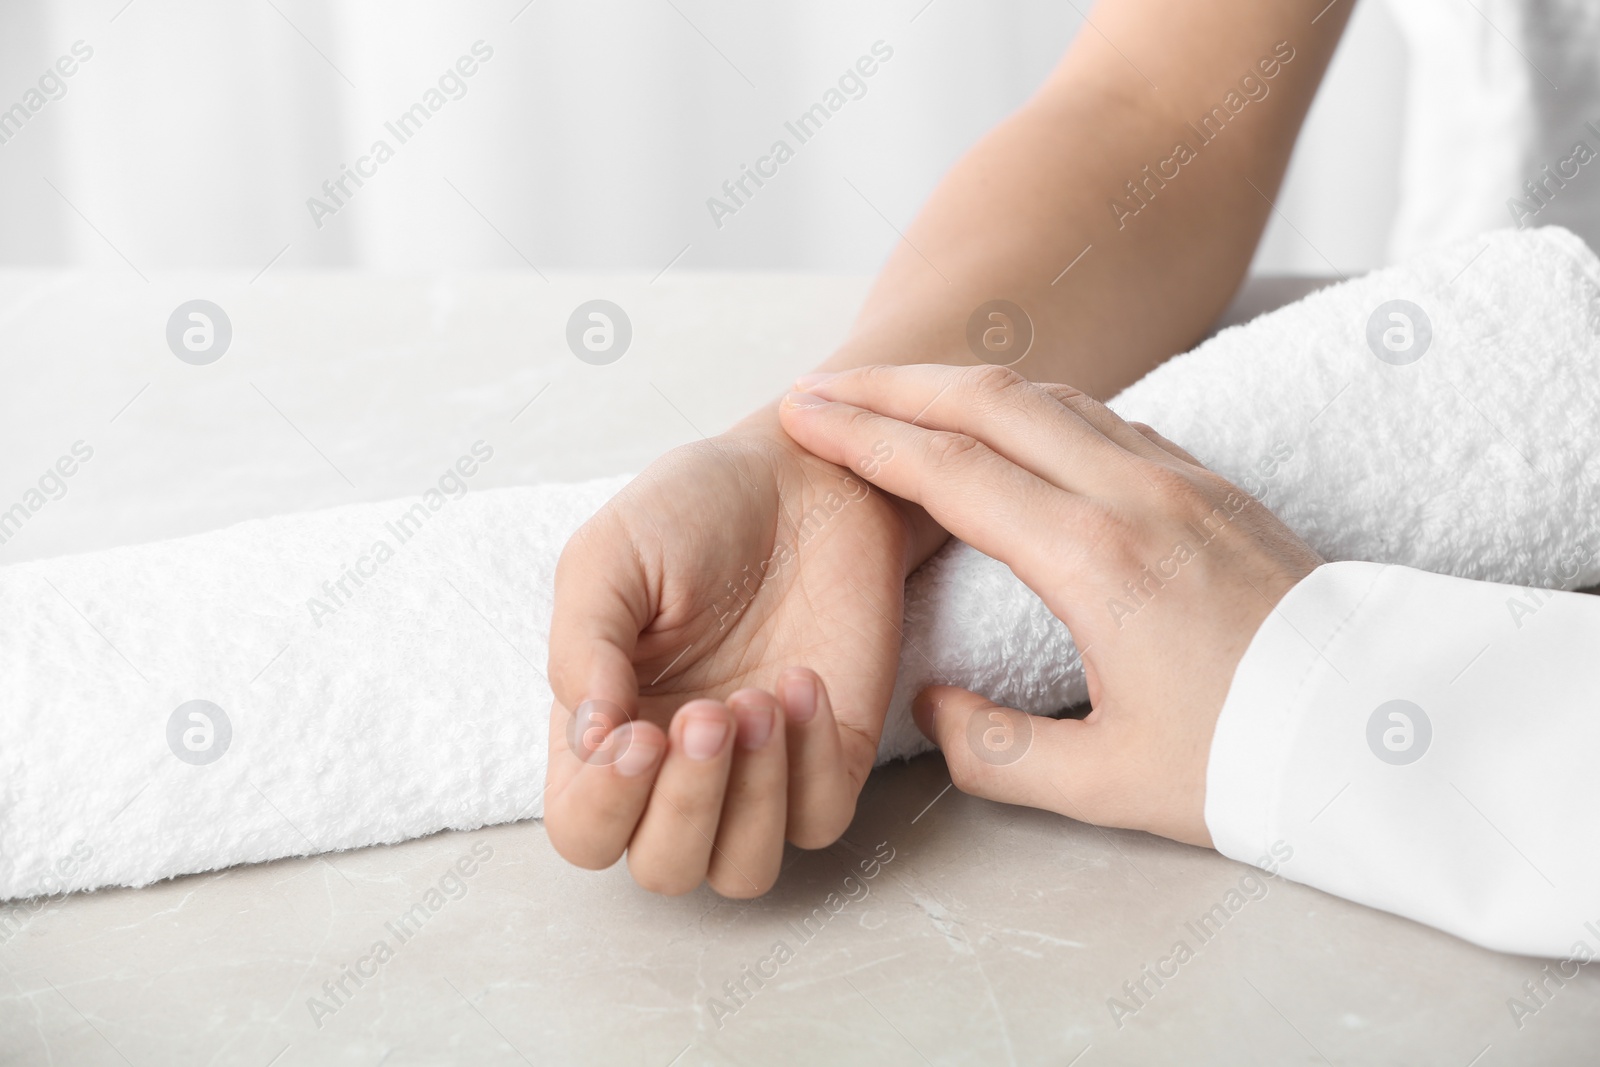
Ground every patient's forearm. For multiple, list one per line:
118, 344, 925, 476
821, 0, 1355, 399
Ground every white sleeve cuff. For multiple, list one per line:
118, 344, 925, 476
1204, 561, 1600, 958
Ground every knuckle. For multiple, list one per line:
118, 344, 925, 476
1143, 460, 1202, 497
1040, 382, 1087, 404
851, 363, 893, 391
1190, 474, 1256, 524
961, 363, 1027, 397
1061, 391, 1109, 422
841, 403, 883, 438
921, 430, 985, 471
961, 365, 1033, 415
1155, 466, 1226, 515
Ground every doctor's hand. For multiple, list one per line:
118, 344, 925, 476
779, 364, 1323, 847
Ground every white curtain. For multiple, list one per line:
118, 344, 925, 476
0, 0, 1408, 276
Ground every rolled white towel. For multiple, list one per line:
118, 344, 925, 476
3, 226, 1597, 901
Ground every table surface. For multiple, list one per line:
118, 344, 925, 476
1, 270, 1594, 1067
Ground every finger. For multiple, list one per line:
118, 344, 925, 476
797, 364, 1161, 492
547, 517, 649, 795
780, 667, 858, 849
779, 394, 1087, 589
543, 717, 667, 870
1127, 421, 1206, 468
706, 689, 788, 898
1034, 384, 1174, 461
912, 685, 1111, 821
627, 699, 736, 895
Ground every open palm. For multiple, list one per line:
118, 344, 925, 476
544, 418, 934, 894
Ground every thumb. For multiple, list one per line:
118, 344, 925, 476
913, 685, 1107, 818
547, 527, 648, 785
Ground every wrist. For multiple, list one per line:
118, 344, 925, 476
728, 397, 951, 573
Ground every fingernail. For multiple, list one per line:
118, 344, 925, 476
571, 699, 625, 761
782, 671, 817, 724
682, 714, 729, 760
782, 390, 829, 408
793, 372, 838, 390
611, 724, 662, 778
733, 700, 776, 751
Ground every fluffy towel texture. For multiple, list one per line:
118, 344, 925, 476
3, 227, 1598, 900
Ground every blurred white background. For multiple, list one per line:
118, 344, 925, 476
0, 0, 1410, 279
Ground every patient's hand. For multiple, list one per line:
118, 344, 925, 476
779, 364, 1323, 847
544, 408, 945, 896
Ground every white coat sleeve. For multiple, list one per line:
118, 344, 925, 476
1205, 561, 1600, 958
